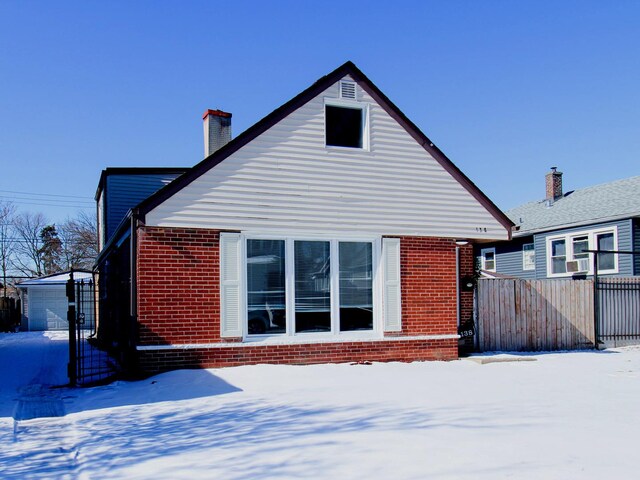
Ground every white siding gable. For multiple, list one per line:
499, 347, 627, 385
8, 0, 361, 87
146, 76, 508, 240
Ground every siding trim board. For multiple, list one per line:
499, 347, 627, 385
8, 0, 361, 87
135, 61, 513, 236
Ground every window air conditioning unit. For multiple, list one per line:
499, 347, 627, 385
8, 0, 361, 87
566, 258, 590, 273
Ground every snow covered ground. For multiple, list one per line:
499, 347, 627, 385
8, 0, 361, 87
1, 332, 639, 479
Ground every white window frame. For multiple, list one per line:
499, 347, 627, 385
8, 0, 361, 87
545, 226, 618, 277
324, 97, 370, 151
242, 234, 382, 341
522, 243, 535, 271
481, 247, 496, 272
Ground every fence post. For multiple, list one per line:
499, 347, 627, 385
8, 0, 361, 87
593, 254, 600, 349
66, 269, 77, 386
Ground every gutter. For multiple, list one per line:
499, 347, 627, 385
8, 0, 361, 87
512, 213, 639, 238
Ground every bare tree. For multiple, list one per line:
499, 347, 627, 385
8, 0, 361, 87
0, 201, 17, 296
59, 211, 99, 270
12, 212, 49, 277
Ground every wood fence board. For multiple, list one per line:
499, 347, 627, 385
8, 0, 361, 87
476, 278, 606, 352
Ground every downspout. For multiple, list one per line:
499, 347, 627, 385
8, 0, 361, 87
129, 209, 141, 367
456, 246, 460, 328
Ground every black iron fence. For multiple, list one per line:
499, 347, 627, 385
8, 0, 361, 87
590, 249, 640, 347
66, 271, 117, 386
596, 277, 640, 346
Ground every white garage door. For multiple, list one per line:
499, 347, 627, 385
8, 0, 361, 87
28, 287, 69, 331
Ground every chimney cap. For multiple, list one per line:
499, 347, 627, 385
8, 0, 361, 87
202, 109, 232, 120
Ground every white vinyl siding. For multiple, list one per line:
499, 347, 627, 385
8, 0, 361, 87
146, 76, 508, 240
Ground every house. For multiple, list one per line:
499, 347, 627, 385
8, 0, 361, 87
17, 270, 93, 331
478, 169, 640, 279
95, 61, 513, 375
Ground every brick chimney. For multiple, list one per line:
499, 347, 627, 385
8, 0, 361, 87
203, 109, 232, 157
545, 167, 563, 202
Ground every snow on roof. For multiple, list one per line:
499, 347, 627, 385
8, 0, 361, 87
17, 271, 93, 287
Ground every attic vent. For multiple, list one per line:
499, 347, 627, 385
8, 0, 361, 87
340, 81, 357, 100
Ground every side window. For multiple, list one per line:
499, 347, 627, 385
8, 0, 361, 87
549, 239, 567, 274
595, 232, 616, 271
481, 248, 496, 272
522, 243, 535, 271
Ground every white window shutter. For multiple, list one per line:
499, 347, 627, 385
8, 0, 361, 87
220, 233, 242, 338
382, 237, 402, 332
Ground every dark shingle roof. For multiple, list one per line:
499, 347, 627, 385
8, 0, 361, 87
508, 175, 640, 236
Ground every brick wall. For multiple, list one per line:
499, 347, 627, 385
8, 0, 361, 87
399, 237, 458, 336
459, 243, 475, 324
137, 227, 222, 345
138, 338, 458, 374
136, 228, 465, 374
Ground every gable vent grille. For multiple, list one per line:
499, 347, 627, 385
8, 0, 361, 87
340, 81, 357, 100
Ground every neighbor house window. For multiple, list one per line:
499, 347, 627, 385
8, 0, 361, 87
546, 227, 618, 277
481, 248, 496, 272
522, 243, 535, 271
596, 232, 615, 271
246, 237, 376, 337
549, 239, 567, 274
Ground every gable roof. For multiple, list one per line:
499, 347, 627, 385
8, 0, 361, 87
134, 61, 513, 234
17, 270, 93, 287
508, 175, 640, 236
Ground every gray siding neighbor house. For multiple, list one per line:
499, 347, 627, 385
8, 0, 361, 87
478, 169, 640, 279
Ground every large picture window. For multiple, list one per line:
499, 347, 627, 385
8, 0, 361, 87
294, 241, 331, 333
246, 239, 286, 335
245, 237, 376, 337
339, 242, 373, 332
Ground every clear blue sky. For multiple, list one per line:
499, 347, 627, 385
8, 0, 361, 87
1, 1, 639, 225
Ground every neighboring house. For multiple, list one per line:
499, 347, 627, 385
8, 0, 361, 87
95, 61, 513, 375
96, 167, 189, 252
478, 169, 640, 279
17, 271, 93, 331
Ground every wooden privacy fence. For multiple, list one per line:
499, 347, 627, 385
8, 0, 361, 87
477, 279, 595, 351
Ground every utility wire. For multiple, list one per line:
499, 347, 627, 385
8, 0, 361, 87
0, 189, 93, 200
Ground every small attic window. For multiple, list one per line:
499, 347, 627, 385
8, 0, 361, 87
325, 105, 364, 148
340, 81, 357, 100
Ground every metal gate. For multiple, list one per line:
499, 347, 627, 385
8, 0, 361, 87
596, 277, 640, 346
66, 270, 117, 386
593, 249, 640, 347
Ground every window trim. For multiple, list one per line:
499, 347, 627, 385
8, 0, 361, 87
545, 226, 619, 277
242, 234, 382, 341
522, 243, 535, 271
481, 247, 496, 272
324, 97, 370, 151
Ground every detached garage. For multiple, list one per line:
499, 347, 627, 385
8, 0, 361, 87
17, 271, 93, 331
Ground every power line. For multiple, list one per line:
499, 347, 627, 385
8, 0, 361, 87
0, 189, 93, 200
0, 199, 93, 209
